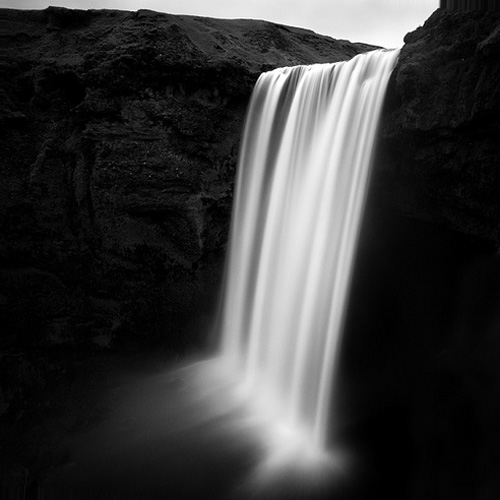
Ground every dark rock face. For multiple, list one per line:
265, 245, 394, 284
0, 7, 373, 356
378, 9, 500, 245
363, 9, 500, 500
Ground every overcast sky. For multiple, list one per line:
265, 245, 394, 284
2, 0, 438, 48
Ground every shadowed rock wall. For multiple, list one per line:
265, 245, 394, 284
0, 7, 374, 353
378, 8, 500, 246
355, 9, 500, 499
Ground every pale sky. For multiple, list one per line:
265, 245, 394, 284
1, 0, 438, 48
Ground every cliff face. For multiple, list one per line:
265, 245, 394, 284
366, 10, 500, 499
378, 8, 500, 245
0, 7, 374, 352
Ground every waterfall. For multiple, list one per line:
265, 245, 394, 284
216, 48, 400, 457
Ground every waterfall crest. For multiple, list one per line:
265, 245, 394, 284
217, 48, 400, 455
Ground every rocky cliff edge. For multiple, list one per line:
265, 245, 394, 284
0, 7, 375, 354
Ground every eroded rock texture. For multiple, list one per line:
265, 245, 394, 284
0, 7, 374, 353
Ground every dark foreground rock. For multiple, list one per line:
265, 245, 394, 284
0, 6, 374, 360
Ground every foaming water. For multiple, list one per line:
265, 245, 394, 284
216, 48, 400, 462
179, 358, 353, 499
43, 356, 352, 499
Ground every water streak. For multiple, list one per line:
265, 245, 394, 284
217, 49, 400, 456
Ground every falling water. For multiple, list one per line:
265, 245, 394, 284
217, 49, 400, 458
40, 49, 400, 500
